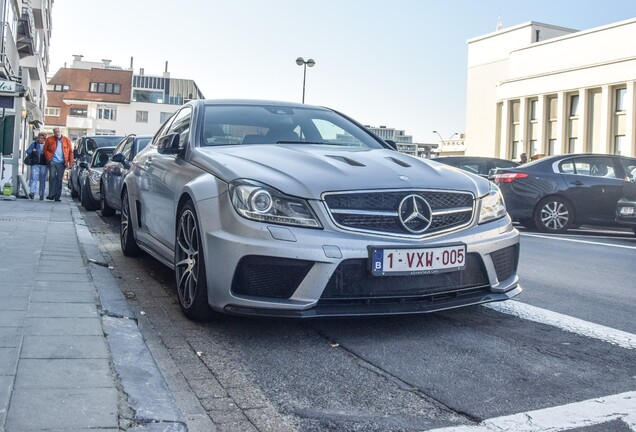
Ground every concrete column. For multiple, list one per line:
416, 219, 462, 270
555, 92, 567, 155
578, 89, 588, 152
500, 100, 511, 159
536, 95, 546, 155
519, 97, 527, 155
599, 85, 611, 154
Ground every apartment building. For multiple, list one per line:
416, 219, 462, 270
1, 0, 52, 191
366, 125, 437, 158
44, 56, 205, 141
466, 18, 636, 161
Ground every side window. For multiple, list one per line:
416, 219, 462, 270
153, 114, 177, 146
121, 139, 134, 160
167, 107, 192, 149
569, 157, 618, 178
559, 160, 575, 174
619, 158, 636, 180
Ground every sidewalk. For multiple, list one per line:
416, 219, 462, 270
0, 190, 186, 431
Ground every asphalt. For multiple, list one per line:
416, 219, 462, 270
0, 188, 186, 431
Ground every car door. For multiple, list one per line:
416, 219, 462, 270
141, 107, 193, 250
559, 156, 624, 224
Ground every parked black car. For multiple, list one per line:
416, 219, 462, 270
435, 156, 519, 180
616, 176, 636, 235
69, 135, 124, 198
79, 147, 116, 211
100, 134, 152, 216
494, 153, 636, 233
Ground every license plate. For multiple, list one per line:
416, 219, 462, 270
370, 244, 466, 276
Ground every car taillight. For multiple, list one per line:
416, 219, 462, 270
494, 172, 529, 183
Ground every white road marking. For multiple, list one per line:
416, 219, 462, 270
484, 301, 636, 350
428, 391, 636, 431
521, 232, 636, 249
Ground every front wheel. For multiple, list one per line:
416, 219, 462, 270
175, 201, 214, 321
534, 197, 573, 233
100, 184, 116, 216
120, 189, 141, 256
81, 181, 97, 211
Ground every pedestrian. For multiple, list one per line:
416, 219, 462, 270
43, 127, 74, 202
519, 153, 528, 164
25, 132, 48, 200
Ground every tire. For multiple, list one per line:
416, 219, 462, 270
81, 180, 97, 211
69, 177, 78, 199
120, 189, 141, 256
100, 184, 116, 216
534, 196, 573, 233
175, 201, 214, 321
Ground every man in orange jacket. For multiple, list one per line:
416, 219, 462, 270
43, 127, 74, 201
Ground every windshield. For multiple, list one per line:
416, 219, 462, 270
200, 104, 384, 149
85, 136, 124, 155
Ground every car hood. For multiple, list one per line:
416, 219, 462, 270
191, 145, 489, 199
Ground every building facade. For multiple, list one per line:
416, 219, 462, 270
365, 125, 437, 157
466, 18, 636, 161
1, 0, 52, 193
44, 56, 205, 141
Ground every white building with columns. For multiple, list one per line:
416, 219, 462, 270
465, 17, 636, 161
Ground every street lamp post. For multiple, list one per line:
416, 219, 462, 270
295, 57, 316, 104
433, 131, 458, 154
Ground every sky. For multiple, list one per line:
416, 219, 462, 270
48, 0, 636, 144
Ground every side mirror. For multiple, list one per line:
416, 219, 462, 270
385, 139, 398, 150
79, 161, 88, 169
111, 153, 126, 163
157, 133, 181, 155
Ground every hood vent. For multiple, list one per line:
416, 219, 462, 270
386, 156, 412, 168
326, 155, 366, 167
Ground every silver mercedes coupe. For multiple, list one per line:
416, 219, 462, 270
120, 100, 521, 320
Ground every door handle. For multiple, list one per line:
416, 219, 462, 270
570, 180, 583, 186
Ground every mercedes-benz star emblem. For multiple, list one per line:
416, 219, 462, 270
398, 194, 432, 233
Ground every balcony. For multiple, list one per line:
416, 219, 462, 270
30, 0, 46, 30
66, 115, 94, 129
20, 53, 45, 82
0, 22, 20, 80
16, 7, 35, 58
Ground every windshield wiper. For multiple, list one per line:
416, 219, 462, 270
276, 140, 331, 145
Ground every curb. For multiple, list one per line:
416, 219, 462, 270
69, 201, 187, 431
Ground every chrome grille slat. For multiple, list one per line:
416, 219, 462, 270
323, 189, 475, 237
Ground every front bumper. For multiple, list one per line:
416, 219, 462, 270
198, 196, 521, 317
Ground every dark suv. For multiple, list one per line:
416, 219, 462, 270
68, 135, 124, 198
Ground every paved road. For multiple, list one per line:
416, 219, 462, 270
84, 209, 636, 431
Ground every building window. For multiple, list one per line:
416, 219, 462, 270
47, 84, 69, 92
615, 88, 626, 112
136, 111, 149, 123
69, 108, 87, 117
548, 139, 556, 156
97, 105, 117, 121
160, 112, 172, 123
529, 100, 538, 121
614, 135, 626, 155
530, 140, 539, 157
568, 138, 581, 154
511, 141, 522, 159
569, 95, 579, 117
89, 82, 121, 94
45, 107, 60, 116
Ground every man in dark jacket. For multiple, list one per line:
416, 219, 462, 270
43, 127, 74, 201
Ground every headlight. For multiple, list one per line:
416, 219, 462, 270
479, 184, 507, 224
89, 171, 101, 184
229, 180, 322, 228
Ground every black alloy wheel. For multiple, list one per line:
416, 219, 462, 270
120, 189, 141, 256
534, 196, 573, 233
175, 201, 213, 320
100, 183, 116, 216
69, 177, 78, 198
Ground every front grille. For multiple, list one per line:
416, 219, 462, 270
490, 244, 519, 282
320, 254, 489, 300
323, 190, 474, 236
231, 256, 313, 299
